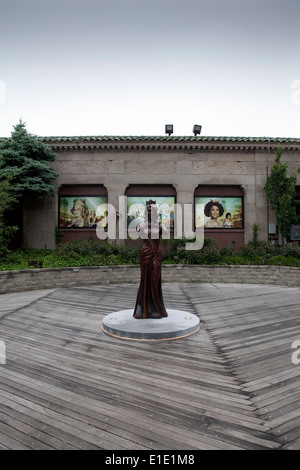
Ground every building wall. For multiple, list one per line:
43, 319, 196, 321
24, 138, 300, 250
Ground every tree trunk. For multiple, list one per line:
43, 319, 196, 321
22, 196, 28, 247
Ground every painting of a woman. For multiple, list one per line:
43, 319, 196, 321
133, 200, 168, 319
67, 198, 90, 227
204, 199, 224, 227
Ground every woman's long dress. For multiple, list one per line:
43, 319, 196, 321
133, 224, 168, 319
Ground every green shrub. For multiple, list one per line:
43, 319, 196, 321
1, 236, 300, 271
220, 246, 235, 256
278, 243, 300, 259
201, 246, 222, 264
268, 255, 300, 266
222, 255, 246, 265
203, 237, 218, 248
56, 238, 113, 257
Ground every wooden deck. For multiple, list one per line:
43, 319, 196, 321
0, 282, 300, 450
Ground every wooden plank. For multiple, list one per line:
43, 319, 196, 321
281, 438, 300, 450
1, 282, 299, 449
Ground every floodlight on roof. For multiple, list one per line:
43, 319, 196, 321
165, 124, 173, 136
193, 124, 202, 136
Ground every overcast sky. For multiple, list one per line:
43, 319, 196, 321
1, 0, 300, 138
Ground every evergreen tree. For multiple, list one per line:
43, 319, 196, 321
0, 162, 19, 256
0, 120, 59, 246
264, 145, 300, 242
0, 120, 59, 199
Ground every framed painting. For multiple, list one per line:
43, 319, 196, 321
127, 196, 176, 230
59, 196, 108, 228
195, 196, 244, 229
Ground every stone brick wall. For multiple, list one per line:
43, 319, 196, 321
24, 137, 300, 250
0, 265, 299, 294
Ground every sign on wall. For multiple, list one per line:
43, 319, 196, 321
127, 196, 175, 230
59, 196, 108, 228
195, 196, 244, 229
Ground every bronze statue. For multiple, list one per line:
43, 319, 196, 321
133, 200, 168, 319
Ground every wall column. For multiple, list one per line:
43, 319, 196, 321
174, 178, 197, 239
106, 182, 128, 244
24, 194, 57, 249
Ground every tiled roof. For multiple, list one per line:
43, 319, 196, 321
0, 135, 299, 144
1, 135, 300, 152
37, 135, 300, 152
37, 135, 300, 143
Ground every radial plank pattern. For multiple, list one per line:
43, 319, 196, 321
0, 283, 299, 450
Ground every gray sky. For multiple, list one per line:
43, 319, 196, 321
1, 0, 300, 137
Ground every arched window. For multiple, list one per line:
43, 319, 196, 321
194, 185, 244, 248
125, 185, 176, 235
58, 185, 107, 242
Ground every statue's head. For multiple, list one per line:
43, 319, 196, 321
145, 199, 158, 220
146, 199, 156, 207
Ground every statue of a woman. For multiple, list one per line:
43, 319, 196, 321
133, 200, 168, 319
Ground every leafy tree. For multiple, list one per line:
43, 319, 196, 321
264, 145, 300, 242
0, 120, 59, 245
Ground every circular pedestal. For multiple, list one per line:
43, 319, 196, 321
101, 309, 200, 342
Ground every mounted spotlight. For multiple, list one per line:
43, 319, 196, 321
165, 124, 173, 136
193, 124, 202, 136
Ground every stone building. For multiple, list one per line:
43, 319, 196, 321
23, 135, 300, 250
